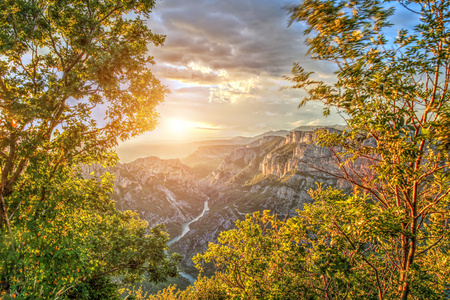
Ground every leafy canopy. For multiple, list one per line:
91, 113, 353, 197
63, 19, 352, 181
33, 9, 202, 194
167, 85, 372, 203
285, 0, 450, 298
0, 0, 178, 298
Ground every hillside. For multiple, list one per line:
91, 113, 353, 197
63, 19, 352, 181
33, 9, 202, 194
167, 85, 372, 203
82, 157, 207, 238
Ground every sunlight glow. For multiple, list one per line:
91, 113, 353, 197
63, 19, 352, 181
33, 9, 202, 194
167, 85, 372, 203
169, 119, 190, 133
188, 62, 212, 74
166, 118, 219, 140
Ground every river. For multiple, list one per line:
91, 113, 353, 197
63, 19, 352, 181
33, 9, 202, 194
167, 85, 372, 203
168, 199, 210, 284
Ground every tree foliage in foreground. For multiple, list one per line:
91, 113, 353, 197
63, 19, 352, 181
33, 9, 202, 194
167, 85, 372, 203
154, 0, 450, 299
286, 0, 450, 298
0, 0, 178, 298
153, 201, 449, 299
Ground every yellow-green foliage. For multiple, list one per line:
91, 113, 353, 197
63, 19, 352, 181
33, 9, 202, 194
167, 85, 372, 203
156, 188, 450, 299
244, 173, 279, 186
286, 0, 450, 297
269, 142, 297, 157
145, 285, 180, 300
0, 0, 175, 297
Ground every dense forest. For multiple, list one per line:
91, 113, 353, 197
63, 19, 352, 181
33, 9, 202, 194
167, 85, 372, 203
1, 0, 450, 299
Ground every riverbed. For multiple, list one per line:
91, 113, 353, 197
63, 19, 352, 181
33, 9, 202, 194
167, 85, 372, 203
168, 199, 210, 284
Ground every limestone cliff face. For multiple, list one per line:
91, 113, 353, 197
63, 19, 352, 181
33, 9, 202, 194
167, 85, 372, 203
205, 136, 284, 187
206, 129, 340, 187
122, 157, 199, 190
206, 147, 259, 186
261, 130, 338, 178
285, 130, 315, 145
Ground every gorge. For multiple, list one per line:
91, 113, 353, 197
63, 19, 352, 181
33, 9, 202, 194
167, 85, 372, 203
98, 125, 347, 290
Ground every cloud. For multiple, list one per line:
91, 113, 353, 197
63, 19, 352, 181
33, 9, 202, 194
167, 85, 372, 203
154, 64, 222, 85
148, 0, 323, 76
138, 0, 344, 142
209, 77, 259, 103
195, 127, 220, 131
174, 86, 210, 94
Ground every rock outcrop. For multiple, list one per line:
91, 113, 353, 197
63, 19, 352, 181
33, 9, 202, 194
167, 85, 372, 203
205, 129, 342, 188
261, 130, 339, 178
171, 128, 350, 275
204, 136, 284, 187
181, 145, 242, 179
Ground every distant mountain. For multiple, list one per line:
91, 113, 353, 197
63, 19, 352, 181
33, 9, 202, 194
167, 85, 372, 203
231, 130, 290, 144
116, 125, 345, 163
116, 139, 249, 163
292, 124, 346, 131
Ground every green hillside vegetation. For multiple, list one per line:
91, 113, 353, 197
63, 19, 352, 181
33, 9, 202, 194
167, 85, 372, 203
182, 145, 242, 179
181, 157, 225, 180
258, 136, 285, 153
268, 142, 297, 157
243, 173, 279, 187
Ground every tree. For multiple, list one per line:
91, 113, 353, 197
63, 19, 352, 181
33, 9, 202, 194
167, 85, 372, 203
160, 193, 446, 299
286, 0, 450, 298
164, 207, 403, 299
149, 1, 450, 299
193, 211, 313, 300
153, 212, 315, 300
0, 0, 178, 297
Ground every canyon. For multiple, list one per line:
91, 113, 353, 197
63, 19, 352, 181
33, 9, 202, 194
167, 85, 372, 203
93, 126, 347, 290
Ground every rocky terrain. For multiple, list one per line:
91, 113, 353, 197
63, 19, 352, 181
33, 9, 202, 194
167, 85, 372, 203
90, 126, 349, 285
172, 128, 350, 275
82, 156, 207, 238
181, 144, 242, 179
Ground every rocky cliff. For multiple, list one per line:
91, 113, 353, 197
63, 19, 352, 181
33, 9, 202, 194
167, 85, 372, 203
181, 145, 242, 179
204, 136, 284, 187
172, 128, 350, 275
261, 130, 340, 178
205, 129, 343, 189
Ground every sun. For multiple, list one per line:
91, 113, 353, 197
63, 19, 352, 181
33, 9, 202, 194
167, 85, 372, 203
163, 118, 219, 140
168, 119, 189, 133
166, 118, 195, 139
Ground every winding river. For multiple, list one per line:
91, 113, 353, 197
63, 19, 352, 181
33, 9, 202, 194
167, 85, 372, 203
168, 199, 210, 284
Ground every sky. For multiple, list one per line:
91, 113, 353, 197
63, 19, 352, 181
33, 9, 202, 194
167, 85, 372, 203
120, 0, 344, 145
120, 0, 419, 146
